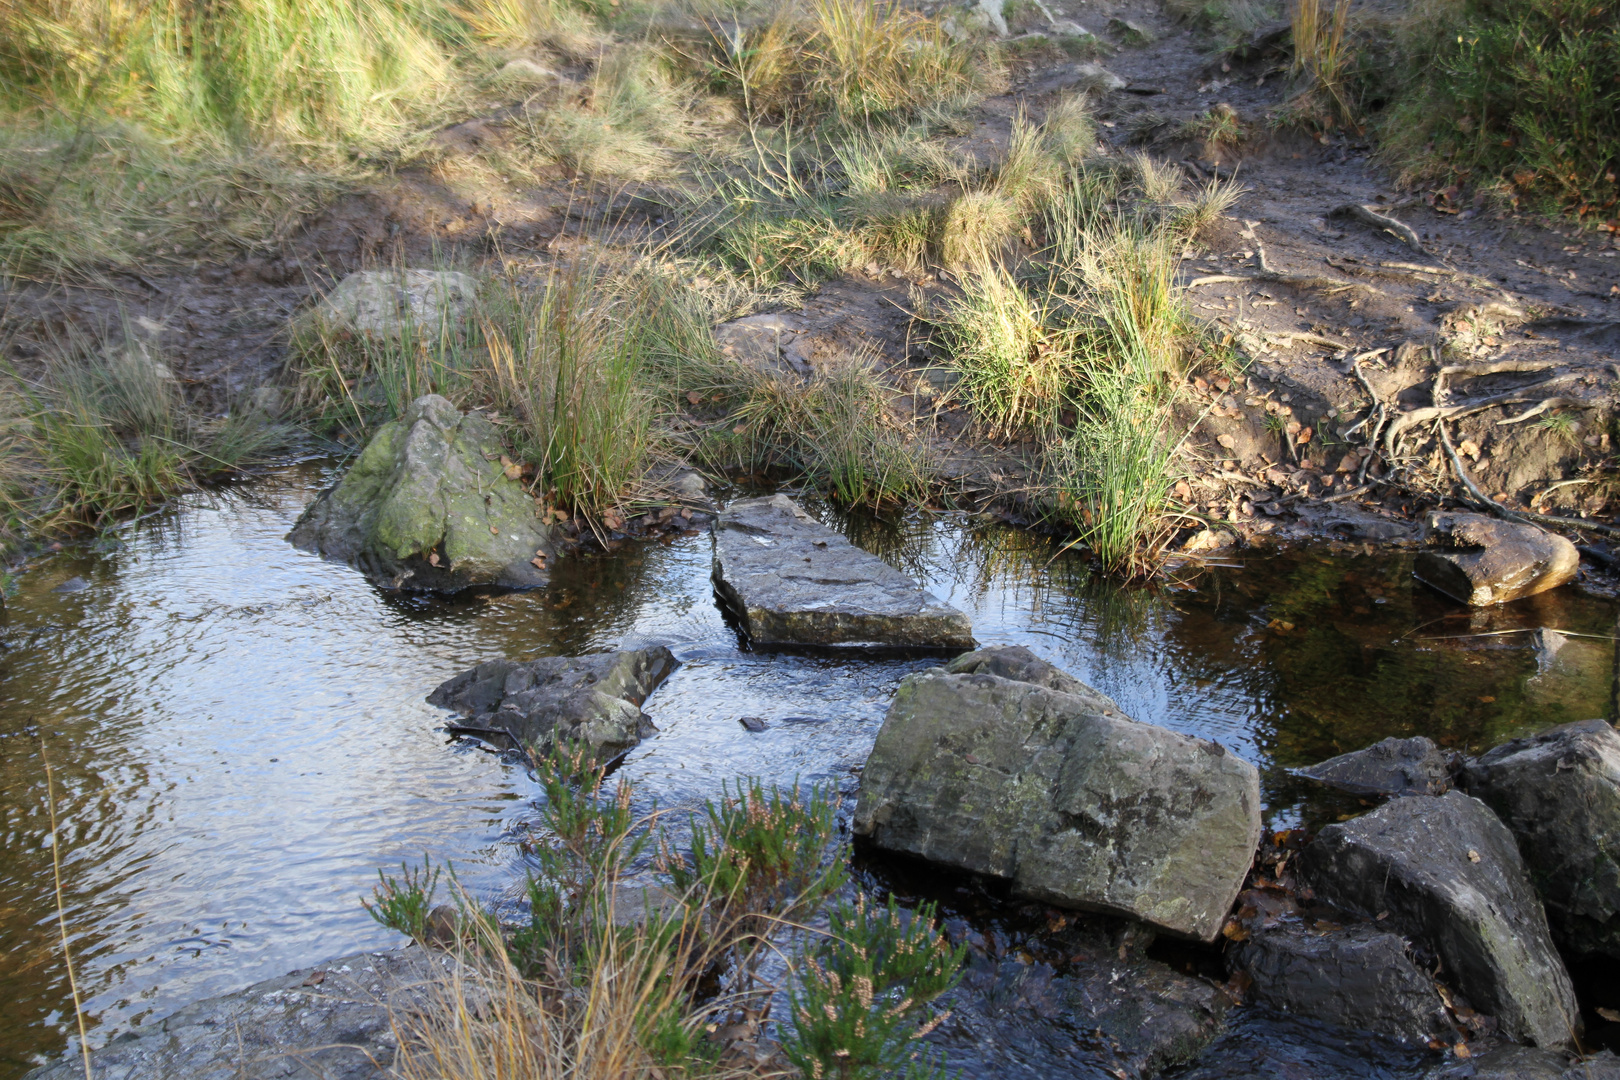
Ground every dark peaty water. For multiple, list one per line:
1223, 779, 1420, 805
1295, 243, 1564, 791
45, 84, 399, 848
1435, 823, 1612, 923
0, 465, 1613, 1077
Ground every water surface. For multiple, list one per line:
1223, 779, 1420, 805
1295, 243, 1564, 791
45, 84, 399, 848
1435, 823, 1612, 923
1, 466, 1612, 1076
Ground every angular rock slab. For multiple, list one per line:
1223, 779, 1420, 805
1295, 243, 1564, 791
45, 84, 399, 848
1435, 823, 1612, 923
1414, 511, 1578, 606
1296, 735, 1461, 798
1465, 718, 1620, 959
289, 394, 552, 591
23, 949, 444, 1080
854, 646, 1262, 941
712, 495, 974, 648
1228, 923, 1450, 1044
428, 648, 676, 758
1297, 790, 1580, 1049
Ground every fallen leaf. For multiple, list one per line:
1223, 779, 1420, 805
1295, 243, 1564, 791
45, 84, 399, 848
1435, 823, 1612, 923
428, 551, 441, 567
1597, 1007, 1620, 1023
1454, 1044, 1471, 1059
732, 424, 747, 435
1467, 849, 1481, 862
500, 454, 522, 480
1217, 433, 1237, 449
1477, 695, 1495, 704
685, 390, 704, 406
1297, 426, 1313, 445
302, 971, 326, 987
489, 525, 499, 535
531, 557, 545, 570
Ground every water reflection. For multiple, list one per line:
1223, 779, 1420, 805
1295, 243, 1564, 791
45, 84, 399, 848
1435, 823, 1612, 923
0, 467, 1613, 1078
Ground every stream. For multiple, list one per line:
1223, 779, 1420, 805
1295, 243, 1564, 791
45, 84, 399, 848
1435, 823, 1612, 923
1, 463, 1615, 1079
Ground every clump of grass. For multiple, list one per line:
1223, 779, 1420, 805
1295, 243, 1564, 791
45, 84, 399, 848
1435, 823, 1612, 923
1177, 104, 1245, 147
0, 327, 296, 532
1165, 0, 1282, 46
297, 257, 665, 520
1382, 0, 1620, 217
707, 0, 984, 127
1281, 0, 1356, 129
936, 266, 1076, 437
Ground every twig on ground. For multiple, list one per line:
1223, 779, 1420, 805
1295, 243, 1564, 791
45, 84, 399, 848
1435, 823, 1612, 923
39, 737, 95, 1080
1328, 203, 1425, 252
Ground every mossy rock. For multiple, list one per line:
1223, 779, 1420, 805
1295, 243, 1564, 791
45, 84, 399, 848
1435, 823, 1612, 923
288, 394, 552, 591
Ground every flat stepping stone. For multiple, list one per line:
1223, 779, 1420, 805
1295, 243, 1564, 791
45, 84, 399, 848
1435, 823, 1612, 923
712, 495, 974, 649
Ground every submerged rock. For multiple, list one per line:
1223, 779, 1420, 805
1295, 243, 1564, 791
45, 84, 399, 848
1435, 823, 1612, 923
1464, 718, 1620, 959
1296, 735, 1461, 798
1297, 790, 1579, 1048
288, 395, 552, 591
1228, 923, 1449, 1044
938, 946, 1230, 1079
1423, 1046, 1620, 1080
23, 949, 443, 1080
854, 646, 1261, 941
1413, 511, 1578, 606
711, 494, 974, 649
427, 648, 677, 758
316, 269, 477, 339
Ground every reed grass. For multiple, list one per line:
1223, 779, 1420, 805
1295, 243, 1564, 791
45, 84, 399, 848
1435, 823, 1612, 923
1283, 0, 1355, 129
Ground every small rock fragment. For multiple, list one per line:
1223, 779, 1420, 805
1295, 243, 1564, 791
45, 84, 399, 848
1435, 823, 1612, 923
1296, 736, 1462, 798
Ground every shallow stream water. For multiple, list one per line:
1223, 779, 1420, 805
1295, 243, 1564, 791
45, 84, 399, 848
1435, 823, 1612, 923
1, 464, 1615, 1078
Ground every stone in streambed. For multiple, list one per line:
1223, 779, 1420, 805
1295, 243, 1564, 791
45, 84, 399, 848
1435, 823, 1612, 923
712, 495, 974, 648
316, 269, 477, 340
853, 646, 1261, 942
22, 948, 441, 1080
1464, 718, 1620, 959
1296, 790, 1580, 1049
289, 394, 552, 591
1423, 1045, 1620, 1080
1227, 922, 1450, 1044
1296, 735, 1462, 798
1414, 511, 1578, 606
427, 647, 676, 758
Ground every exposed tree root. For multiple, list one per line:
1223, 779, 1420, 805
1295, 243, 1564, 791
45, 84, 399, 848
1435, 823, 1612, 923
1328, 203, 1425, 252
1188, 240, 1376, 294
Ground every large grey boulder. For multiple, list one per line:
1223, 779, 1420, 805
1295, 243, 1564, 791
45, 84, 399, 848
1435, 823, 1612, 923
427, 648, 676, 758
1413, 511, 1578, 606
1296, 735, 1461, 798
853, 646, 1261, 941
1464, 718, 1620, 959
23, 949, 443, 1080
712, 495, 974, 649
1228, 923, 1450, 1044
1296, 791, 1580, 1049
289, 395, 552, 591
316, 269, 477, 339
1423, 1046, 1620, 1080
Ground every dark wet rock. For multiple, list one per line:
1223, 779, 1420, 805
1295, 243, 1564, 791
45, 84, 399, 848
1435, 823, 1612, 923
23, 949, 445, 1080
427, 648, 676, 757
1423, 1045, 1620, 1080
288, 395, 552, 592
51, 576, 89, 593
738, 715, 768, 732
1170, 1010, 1433, 1080
854, 646, 1261, 941
713, 312, 813, 378
1463, 718, 1620, 959
1297, 790, 1580, 1048
1414, 511, 1578, 606
936, 949, 1230, 1079
1228, 922, 1450, 1044
711, 495, 974, 648
1296, 736, 1462, 798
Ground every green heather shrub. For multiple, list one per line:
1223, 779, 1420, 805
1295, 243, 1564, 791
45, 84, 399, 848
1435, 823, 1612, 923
1383, 0, 1620, 216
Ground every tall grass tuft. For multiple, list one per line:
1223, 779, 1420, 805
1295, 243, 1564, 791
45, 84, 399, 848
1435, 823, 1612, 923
1284, 0, 1355, 129
937, 266, 1076, 437
0, 327, 296, 531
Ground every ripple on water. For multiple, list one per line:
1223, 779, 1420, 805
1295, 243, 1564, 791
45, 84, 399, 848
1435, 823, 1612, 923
1, 464, 1613, 1078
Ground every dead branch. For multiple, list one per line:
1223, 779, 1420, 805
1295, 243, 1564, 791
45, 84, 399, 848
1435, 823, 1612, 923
1329, 203, 1424, 252
1497, 397, 1588, 424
